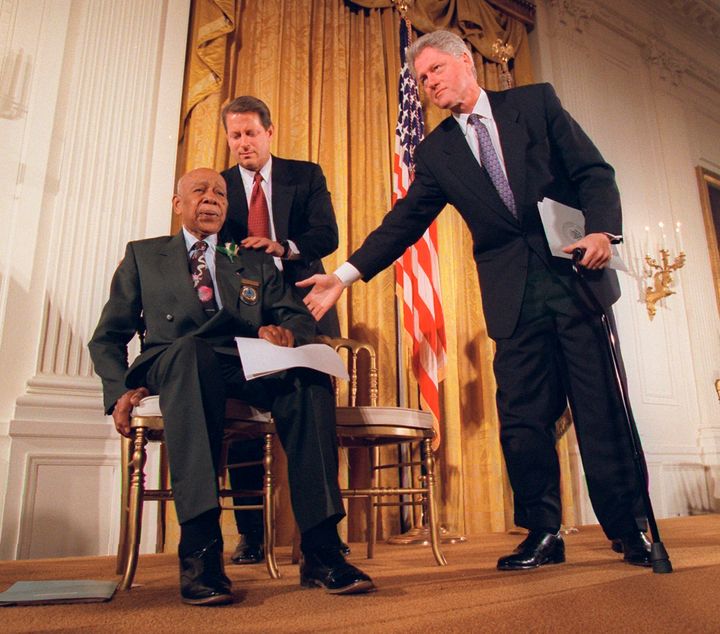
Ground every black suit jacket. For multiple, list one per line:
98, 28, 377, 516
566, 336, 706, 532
221, 156, 340, 335
89, 232, 316, 413
348, 83, 622, 339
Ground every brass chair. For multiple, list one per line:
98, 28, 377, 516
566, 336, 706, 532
322, 337, 447, 567
116, 395, 279, 590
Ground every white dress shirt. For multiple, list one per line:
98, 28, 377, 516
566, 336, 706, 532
452, 89, 508, 177
335, 91, 499, 286
237, 157, 300, 269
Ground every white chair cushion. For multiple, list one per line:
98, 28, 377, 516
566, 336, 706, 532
335, 406, 434, 430
132, 395, 272, 423
132, 395, 161, 417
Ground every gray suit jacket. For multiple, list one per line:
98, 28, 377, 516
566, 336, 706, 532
89, 231, 316, 413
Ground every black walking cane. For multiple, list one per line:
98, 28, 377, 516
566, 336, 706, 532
571, 248, 672, 574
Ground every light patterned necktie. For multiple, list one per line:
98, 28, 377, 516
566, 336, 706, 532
247, 171, 270, 237
189, 240, 218, 316
468, 113, 517, 218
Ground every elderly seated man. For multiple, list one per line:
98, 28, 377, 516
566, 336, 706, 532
89, 167, 374, 605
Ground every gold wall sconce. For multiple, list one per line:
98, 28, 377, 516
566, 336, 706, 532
644, 222, 686, 320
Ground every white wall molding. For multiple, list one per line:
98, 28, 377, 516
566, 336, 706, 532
547, 0, 596, 35
17, 453, 120, 559
662, 0, 720, 40
642, 38, 688, 88
534, 0, 720, 527
0, 0, 191, 559
589, 0, 720, 96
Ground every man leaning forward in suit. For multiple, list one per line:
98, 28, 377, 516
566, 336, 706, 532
299, 30, 652, 570
89, 168, 374, 605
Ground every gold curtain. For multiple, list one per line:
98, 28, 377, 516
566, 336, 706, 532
175, 0, 578, 545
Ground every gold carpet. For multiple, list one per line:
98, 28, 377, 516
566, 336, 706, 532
1, 515, 719, 633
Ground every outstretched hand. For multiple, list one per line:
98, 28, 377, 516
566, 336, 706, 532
562, 232, 612, 269
296, 273, 346, 321
112, 387, 150, 437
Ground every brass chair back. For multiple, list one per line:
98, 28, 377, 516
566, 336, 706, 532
318, 336, 447, 566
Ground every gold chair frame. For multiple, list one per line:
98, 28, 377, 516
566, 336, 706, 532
116, 397, 279, 590
322, 337, 447, 567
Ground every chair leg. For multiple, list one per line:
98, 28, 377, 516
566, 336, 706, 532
155, 444, 169, 553
120, 427, 149, 590
423, 438, 447, 566
262, 433, 280, 579
367, 445, 380, 559
116, 435, 132, 574
290, 526, 301, 565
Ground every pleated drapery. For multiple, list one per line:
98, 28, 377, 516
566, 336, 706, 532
171, 0, 578, 547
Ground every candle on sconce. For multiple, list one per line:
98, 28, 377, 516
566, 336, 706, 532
658, 221, 667, 250
675, 221, 684, 253
644, 225, 651, 256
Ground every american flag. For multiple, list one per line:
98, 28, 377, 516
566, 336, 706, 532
393, 19, 447, 446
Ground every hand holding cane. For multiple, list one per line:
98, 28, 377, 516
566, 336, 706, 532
571, 248, 673, 574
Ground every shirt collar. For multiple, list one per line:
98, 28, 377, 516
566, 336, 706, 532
453, 88, 492, 135
238, 155, 272, 184
182, 227, 218, 253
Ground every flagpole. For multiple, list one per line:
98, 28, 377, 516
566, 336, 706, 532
386, 8, 466, 547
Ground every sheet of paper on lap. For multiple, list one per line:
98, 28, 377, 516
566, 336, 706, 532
235, 337, 349, 381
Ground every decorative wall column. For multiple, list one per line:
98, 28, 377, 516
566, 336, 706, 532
534, 0, 720, 522
0, 0, 190, 559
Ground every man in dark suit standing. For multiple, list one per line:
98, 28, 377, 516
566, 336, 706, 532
219, 96, 342, 564
299, 30, 651, 570
89, 168, 374, 605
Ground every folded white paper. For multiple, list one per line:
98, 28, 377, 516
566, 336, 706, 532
538, 198, 627, 272
235, 337, 349, 381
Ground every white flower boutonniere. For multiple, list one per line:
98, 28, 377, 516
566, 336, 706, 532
217, 241, 240, 262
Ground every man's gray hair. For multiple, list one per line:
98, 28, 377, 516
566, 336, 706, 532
406, 30, 476, 79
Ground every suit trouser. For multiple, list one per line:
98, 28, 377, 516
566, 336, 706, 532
493, 255, 645, 539
143, 335, 345, 531
226, 302, 341, 537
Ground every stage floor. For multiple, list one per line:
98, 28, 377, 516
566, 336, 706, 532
1, 514, 719, 632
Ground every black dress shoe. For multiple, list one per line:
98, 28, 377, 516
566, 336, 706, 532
616, 531, 652, 567
340, 541, 351, 556
300, 547, 375, 594
230, 534, 265, 565
180, 538, 234, 606
497, 531, 565, 570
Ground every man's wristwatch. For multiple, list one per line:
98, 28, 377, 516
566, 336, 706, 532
279, 240, 291, 259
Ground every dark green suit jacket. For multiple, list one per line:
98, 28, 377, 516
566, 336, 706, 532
89, 231, 316, 414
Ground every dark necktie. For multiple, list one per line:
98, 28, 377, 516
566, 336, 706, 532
189, 240, 218, 316
468, 113, 517, 218
248, 171, 270, 237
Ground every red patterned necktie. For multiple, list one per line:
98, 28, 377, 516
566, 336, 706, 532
247, 171, 270, 237
468, 113, 517, 218
189, 240, 218, 316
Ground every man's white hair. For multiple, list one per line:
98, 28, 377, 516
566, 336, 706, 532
406, 30, 477, 80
